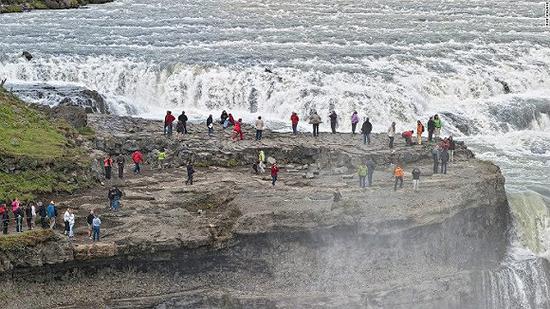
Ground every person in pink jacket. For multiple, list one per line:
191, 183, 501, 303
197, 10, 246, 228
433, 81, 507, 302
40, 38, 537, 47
351, 111, 359, 135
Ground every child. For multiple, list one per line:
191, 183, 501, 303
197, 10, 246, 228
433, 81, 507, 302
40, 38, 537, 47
186, 162, 195, 185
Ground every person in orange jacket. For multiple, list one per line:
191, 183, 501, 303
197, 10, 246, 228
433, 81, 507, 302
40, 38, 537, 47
394, 165, 404, 191
416, 120, 424, 145
103, 154, 113, 180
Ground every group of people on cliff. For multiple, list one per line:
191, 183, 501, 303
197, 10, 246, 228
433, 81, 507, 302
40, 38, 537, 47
0, 199, 102, 241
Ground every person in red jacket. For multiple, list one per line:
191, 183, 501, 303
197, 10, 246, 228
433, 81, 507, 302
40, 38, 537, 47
290, 112, 299, 134
164, 111, 176, 136
131, 150, 144, 175
228, 113, 235, 126
103, 154, 113, 179
271, 163, 280, 186
402, 130, 414, 146
232, 118, 244, 141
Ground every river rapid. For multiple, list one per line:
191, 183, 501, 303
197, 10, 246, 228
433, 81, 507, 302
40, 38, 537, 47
1, 0, 550, 307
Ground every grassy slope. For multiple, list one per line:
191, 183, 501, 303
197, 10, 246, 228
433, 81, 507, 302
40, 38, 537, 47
0, 88, 91, 200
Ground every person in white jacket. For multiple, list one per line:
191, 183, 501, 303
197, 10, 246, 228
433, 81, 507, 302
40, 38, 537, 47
63, 209, 71, 235
255, 116, 265, 141
68, 211, 75, 238
388, 122, 396, 149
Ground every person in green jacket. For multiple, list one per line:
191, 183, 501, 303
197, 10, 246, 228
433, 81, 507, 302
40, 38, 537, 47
157, 149, 166, 169
357, 163, 368, 188
433, 114, 443, 140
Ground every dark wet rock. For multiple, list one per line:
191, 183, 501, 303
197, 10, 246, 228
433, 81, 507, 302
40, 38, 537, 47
22, 51, 32, 61
440, 112, 480, 135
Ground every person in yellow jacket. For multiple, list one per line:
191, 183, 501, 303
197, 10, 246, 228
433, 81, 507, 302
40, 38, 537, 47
357, 164, 368, 188
157, 149, 166, 169
394, 165, 404, 191
416, 120, 425, 145
258, 150, 266, 173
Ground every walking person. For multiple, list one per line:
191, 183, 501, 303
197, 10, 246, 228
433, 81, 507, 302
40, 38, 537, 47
26, 202, 36, 230
432, 145, 440, 174
63, 208, 71, 235
388, 122, 396, 149
291, 112, 299, 134
366, 158, 376, 187
186, 162, 195, 185
232, 119, 244, 141
108, 186, 123, 211
440, 148, 449, 174
361, 118, 372, 145
0, 203, 8, 235
271, 162, 280, 186
92, 214, 101, 242
178, 111, 188, 134
86, 210, 95, 240
164, 111, 176, 136
357, 163, 368, 188
103, 155, 113, 180
131, 150, 144, 175
157, 149, 166, 169
258, 150, 266, 173
207, 114, 214, 136
67, 210, 75, 239
351, 111, 359, 135
329, 111, 338, 134
255, 116, 265, 141
38, 202, 47, 229
12, 198, 23, 232
416, 120, 424, 145
433, 114, 442, 140
427, 116, 435, 142
309, 111, 322, 137
448, 136, 456, 162
116, 153, 125, 179
412, 167, 421, 192
47, 201, 57, 229
394, 165, 404, 191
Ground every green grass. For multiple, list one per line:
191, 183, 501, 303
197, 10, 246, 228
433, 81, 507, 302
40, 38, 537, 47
0, 229, 56, 251
0, 5, 23, 13
0, 89, 67, 159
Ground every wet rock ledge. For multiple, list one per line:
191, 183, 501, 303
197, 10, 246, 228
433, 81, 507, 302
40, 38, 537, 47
1, 113, 512, 308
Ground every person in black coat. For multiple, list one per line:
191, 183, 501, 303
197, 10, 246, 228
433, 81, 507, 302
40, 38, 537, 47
361, 118, 373, 145
178, 111, 188, 134
427, 117, 435, 142
186, 162, 195, 185
38, 202, 47, 229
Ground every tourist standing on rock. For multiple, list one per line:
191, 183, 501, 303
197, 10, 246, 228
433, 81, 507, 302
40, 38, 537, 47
388, 122, 396, 149
433, 114, 442, 140
207, 114, 214, 136
232, 118, 244, 141
412, 167, 421, 192
68, 210, 75, 239
357, 163, 368, 188
361, 118, 372, 145
47, 201, 57, 229
427, 116, 435, 142
448, 136, 456, 163
0, 202, 8, 235
271, 162, 280, 186
164, 111, 176, 136
255, 116, 265, 141
291, 112, 299, 134
108, 186, 123, 211
87, 210, 95, 239
329, 111, 338, 134
416, 120, 424, 145
402, 130, 414, 146
157, 149, 167, 169
38, 202, 47, 229
178, 111, 188, 134
12, 198, 23, 233
92, 214, 101, 242
432, 145, 440, 174
25, 202, 36, 230
258, 150, 266, 173
394, 165, 404, 191
131, 150, 144, 175
116, 154, 126, 179
220, 110, 228, 124
309, 111, 322, 137
63, 208, 71, 235
440, 148, 449, 174
366, 158, 376, 187
104, 155, 113, 180
186, 162, 195, 185
351, 111, 359, 135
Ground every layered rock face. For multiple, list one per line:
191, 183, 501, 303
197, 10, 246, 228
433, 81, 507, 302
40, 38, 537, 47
0, 114, 522, 308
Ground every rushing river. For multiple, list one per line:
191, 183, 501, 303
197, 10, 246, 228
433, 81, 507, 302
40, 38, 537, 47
1, 0, 550, 307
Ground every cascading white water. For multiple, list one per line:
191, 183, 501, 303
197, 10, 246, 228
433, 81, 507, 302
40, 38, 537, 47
1, 0, 550, 306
